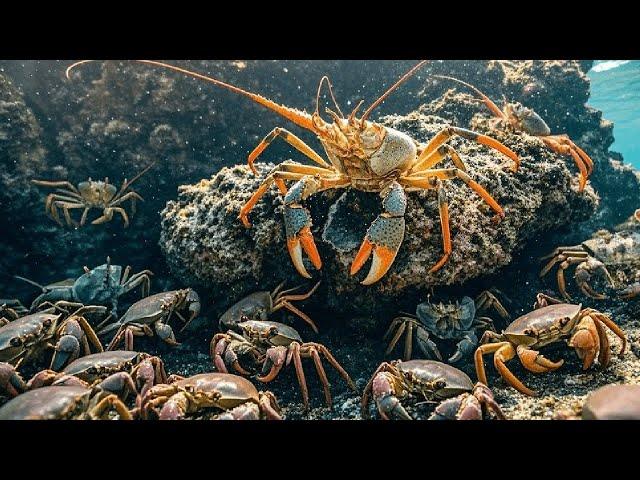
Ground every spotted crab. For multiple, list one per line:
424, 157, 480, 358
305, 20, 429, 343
0, 302, 105, 369
140, 372, 282, 420
0, 385, 132, 420
474, 294, 627, 396
31, 162, 154, 228
67, 59, 519, 285
19, 257, 152, 317
99, 289, 201, 351
361, 359, 505, 420
384, 289, 510, 363
433, 75, 594, 191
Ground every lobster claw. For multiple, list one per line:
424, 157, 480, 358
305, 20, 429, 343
350, 216, 405, 285
284, 206, 322, 279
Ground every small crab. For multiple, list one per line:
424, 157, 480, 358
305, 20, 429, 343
384, 289, 510, 363
99, 289, 201, 351
32, 162, 154, 228
0, 299, 28, 326
433, 75, 594, 191
474, 294, 627, 396
361, 359, 505, 420
211, 319, 355, 409
219, 282, 321, 333
580, 384, 640, 420
140, 372, 282, 420
0, 302, 105, 369
26, 350, 167, 400
19, 257, 153, 317
0, 385, 132, 420
540, 227, 640, 301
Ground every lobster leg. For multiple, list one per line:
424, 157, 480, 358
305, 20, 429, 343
350, 182, 406, 285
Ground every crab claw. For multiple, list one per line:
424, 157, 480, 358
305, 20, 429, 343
350, 217, 405, 285
50, 335, 81, 371
0, 362, 27, 398
285, 219, 322, 279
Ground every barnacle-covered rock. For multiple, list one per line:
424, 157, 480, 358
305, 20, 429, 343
160, 112, 598, 317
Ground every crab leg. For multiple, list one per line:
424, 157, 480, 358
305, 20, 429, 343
91, 394, 133, 420
475, 342, 536, 396
384, 318, 408, 355
248, 127, 331, 174
31, 180, 81, 194
286, 342, 310, 410
93, 207, 130, 227
419, 126, 519, 171
307, 346, 332, 407
475, 290, 510, 321
541, 136, 589, 191
583, 309, 627, 355
351, 182, 406, 285
410, 143, 468, 174
316, 344, 355, 390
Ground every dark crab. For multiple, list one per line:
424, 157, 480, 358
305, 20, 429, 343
475, 294, 627, 396
99, 289, 201, 351
211, 319, 355, 409
19, 257, 152, 317
0, 385, 132, 420
384, 290, 509, 363
140, 372, 282, 420
26, 350, 167, 400
361, 359, 505, 420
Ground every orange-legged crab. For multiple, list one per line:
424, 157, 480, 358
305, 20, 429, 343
31, 162, 154, 228
361, 359, 505, 420
67, 60, 519, 285
99, 289, 201, 351
474, 294, 627, 396
384, 289, 510, 363
540, 228, 640, 301
140, 373, 282, 420
433, 75, 594, 191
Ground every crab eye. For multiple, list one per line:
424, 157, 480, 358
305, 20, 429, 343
42, 318, 52, 328
87, 367, 97, 374
523, 328, 532, 336
240, 315, 249, 322
10, 337, 22, 347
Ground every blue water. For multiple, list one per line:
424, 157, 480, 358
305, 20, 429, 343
588, 60, 640, 168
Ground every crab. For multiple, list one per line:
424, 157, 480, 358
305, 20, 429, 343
31, 162, 154, 228
384, 289, 510, 363
0, 302, 105, 370
474, 294, 627, 396
580, 384, 640, 420
0, 385, 132, 420
0, 361, 27, 399
25, 350, 167, 401
18, 257, 153, 317
67, 60, 519, 285
211, 319, 355, 409
140, 372, 282, 420
540, 228, 640, 301
99, 289, 201, 351
219, 282, 321, 333
361, 359, 505, 420
433, 75, 594, 191
0, 299, 28, 326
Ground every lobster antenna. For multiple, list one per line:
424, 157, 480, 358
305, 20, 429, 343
14, 275, 46, 291
431, 75, 489, 99
315, 76, 344, 119
65, 60, 316, 132
431, 75, 506, 118
360, 60, 428, 124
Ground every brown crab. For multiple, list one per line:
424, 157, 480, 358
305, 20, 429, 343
211, 320, 355, 409
67, 60, 519, 285
361, 359, 505, 420
140, 372, 282, 420
99, 289, 201, 351
474, 294, 627, 396
32, 162, 154, 228
433, 75, 594, 191
0, 302, 105, 369
0, 385, 132, 420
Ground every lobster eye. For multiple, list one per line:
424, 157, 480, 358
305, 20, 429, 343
10, 337, 22, 347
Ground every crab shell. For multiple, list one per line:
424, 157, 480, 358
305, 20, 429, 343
504, 102, 551, 136
62, 350, 150, 383
78, 180, 117, 205
236, 320, 302, 346
0, 386, 102, 420
0, 313, 60, 363
397, 360, 475, 399
161, 373, 265, 411
582, 384, 640, 420
119, 291, 185, 325
219, 291, 273, 330
502, 303, 581, 348
416, 296, 476, 339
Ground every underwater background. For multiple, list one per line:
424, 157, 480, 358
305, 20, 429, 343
0, 60, 639, 419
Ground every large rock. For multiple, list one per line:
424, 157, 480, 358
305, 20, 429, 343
160, 111, 598, 317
